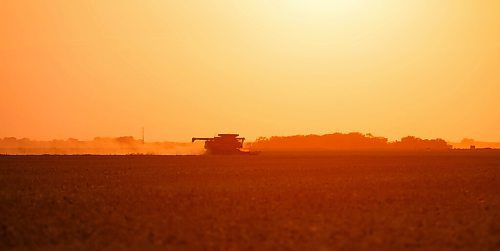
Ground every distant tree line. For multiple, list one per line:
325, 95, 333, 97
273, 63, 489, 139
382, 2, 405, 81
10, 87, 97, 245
0, 133, 455, 154
248, 132, 451, 151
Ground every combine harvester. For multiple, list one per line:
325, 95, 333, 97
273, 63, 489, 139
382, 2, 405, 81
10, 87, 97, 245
192, 134, 254, 155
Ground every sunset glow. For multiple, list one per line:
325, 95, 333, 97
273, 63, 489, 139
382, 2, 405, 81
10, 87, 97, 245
1, 2, 500, 249
1, 1, 499, 141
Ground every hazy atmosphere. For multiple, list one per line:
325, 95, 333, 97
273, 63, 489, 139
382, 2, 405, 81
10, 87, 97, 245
2, 0, 500, 142
2, 2, 500, 250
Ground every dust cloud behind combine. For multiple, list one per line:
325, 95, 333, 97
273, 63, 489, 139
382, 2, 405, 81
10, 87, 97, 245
0, 137, 204, 155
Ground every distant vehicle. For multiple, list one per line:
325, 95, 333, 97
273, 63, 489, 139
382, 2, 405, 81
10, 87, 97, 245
192, 134, 248, 154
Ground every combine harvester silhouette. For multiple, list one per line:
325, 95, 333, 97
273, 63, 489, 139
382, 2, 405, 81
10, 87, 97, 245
192, 134, 254, 155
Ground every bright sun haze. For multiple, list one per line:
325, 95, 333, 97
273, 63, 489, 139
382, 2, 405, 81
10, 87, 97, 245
1, 0, 499, 142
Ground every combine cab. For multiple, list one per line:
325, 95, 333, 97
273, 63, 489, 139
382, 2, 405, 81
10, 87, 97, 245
192, 134, 246, 154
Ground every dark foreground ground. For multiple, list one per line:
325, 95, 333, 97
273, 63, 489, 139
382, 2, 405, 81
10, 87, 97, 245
0, 152, 499, 250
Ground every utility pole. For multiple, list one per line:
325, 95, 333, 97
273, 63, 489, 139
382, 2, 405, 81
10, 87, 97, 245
142, 127, 145, 144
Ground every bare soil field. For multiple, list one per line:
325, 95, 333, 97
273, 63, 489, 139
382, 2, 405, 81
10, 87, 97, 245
0, 152, 499, 250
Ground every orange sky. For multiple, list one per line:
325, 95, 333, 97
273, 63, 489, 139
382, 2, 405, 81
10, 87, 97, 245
1, 1, 499, 142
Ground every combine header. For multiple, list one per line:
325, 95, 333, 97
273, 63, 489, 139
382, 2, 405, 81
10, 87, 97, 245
192, 134, 247, 154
